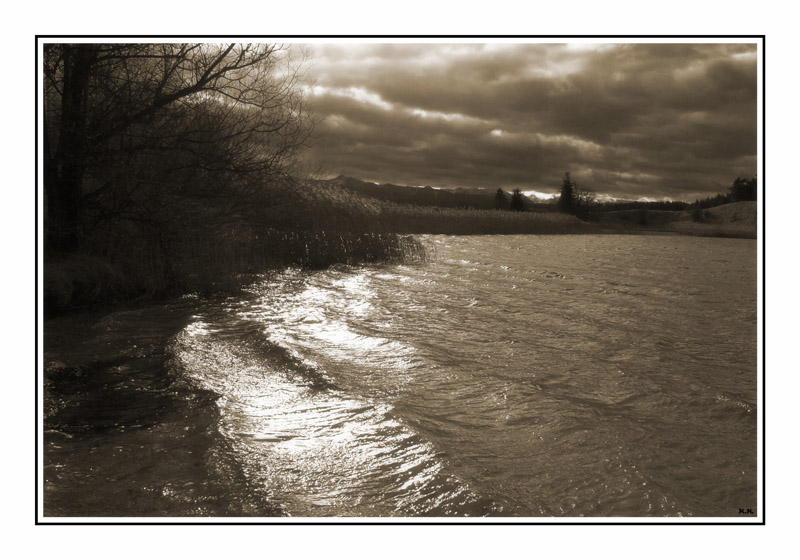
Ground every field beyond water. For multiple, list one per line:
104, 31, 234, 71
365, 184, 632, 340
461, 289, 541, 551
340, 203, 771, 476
597, 201, 757, 239
305, 182, 595, 235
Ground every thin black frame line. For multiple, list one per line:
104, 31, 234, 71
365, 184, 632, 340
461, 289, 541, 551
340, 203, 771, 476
35, 36, 766, 526
761, 35, 766, 526
35, 520, 762, 526
35, 34, 40, 528
35, 34, 765, 39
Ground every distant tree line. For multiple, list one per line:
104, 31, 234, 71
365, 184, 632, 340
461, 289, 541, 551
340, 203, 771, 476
492, 173, 596, 218
576, 175, 757, 217
728, 177, 758, 203
493, 187, 537, 212
596, 200, 690, 212
691, 193, 733, 210
686, 176, 757, 221
691, 177, 757, 213
492, 174, 756, 222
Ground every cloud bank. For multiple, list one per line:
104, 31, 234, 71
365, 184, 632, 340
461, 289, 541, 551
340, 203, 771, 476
299, 42, 757, 200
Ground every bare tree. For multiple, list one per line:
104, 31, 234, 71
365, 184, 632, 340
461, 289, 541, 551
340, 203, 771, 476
572, 182, 597, 220
43, 43, 317, 254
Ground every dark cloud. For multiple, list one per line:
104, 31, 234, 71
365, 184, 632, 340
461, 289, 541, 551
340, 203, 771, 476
299, 42, 758, 200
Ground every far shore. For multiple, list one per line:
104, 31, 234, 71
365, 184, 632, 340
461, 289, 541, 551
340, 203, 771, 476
593, 201, 756, 240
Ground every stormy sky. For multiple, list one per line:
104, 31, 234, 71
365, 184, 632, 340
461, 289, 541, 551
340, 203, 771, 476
298, 41, 758, 201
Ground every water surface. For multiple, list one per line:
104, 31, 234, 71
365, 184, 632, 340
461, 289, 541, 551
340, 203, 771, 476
44, 234, 758, 517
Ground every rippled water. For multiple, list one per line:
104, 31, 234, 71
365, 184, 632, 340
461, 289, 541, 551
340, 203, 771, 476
43, 234, 758, 517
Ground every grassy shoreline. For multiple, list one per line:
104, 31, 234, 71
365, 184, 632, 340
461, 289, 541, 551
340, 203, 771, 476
45, 229, 427, 315
44, 186, 756, 315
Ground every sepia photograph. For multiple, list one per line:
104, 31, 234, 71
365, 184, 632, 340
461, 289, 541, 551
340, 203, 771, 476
37, 36, 762, 522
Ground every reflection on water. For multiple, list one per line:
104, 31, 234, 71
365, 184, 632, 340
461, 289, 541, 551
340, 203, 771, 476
44, 235, 758, 517
174, 318, 491, 516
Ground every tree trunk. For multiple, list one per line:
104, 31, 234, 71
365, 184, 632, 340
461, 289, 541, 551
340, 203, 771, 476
47, 45, 95, 255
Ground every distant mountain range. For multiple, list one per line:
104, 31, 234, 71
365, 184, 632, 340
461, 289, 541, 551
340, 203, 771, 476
311, 176, 555, 212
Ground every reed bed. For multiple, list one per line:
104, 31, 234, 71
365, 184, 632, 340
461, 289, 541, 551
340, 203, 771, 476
166, 226, 427, 292
45, 222, 426, 313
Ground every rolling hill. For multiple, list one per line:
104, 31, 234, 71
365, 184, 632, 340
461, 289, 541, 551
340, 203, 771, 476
312, 176, 554, 212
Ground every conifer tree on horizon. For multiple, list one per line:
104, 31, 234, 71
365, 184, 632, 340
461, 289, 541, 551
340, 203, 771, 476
558, 172, 575, 214
509, 188, 525, 211
494, 188, 507, 210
